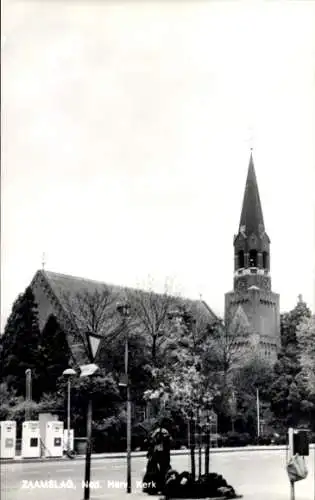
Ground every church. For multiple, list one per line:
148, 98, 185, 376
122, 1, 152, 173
224, 152, 280, 362
25, 153, 280, 364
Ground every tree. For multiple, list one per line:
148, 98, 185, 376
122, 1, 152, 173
56, 368, 122, 437
296, 315, 315, 391
280, 297, 311, 348
149, 308, 213, 480
0, 382, 24, 421
204, 316, 252, 385
38, 315, 72, 394
296, 315, 315, 429
270, 299, 313, 428
126, 280, 177, 366
142, 305, 211, 412
0, 287, 43, 399
232, 357, 275, 436
61, 285, 121, 365
202, 315, 252, 430
98, 323, 154, 404
0, 381, 64, 433
61, 285, 163, 431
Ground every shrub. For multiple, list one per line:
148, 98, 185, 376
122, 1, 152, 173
224, 431, 251, 447
256, 435, 272, 445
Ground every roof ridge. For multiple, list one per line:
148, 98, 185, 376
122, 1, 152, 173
200, 300, 219, 320
42, 269, 138, 294
35, 270, 215, 311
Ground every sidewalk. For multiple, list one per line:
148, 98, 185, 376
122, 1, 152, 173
87, 496, 233, 500
87, 494, 163, 500
3, 444, 314, 464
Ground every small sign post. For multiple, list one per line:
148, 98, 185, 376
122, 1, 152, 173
288, 428, 295, 500
81, 333, 102, 500
287, 428, 309, 500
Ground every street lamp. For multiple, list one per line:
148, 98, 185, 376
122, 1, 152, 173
230, 391, 237, 432
62, 368, 76, 456
117, 302, 131, 494
80, 332, 103, 500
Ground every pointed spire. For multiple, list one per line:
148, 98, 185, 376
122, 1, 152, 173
239, 152, 265, 236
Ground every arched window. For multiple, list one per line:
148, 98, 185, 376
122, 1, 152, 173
249, 250, 257, 267
262, 251, 268, 269
238, 250, 244, 268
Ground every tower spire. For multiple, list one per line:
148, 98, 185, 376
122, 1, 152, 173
239, 153, 265, 236
225, 152, 280, 365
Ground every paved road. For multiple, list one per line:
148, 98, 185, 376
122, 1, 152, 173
1, 449, 314, 500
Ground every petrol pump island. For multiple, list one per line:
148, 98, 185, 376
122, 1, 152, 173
0, 418, 73, 460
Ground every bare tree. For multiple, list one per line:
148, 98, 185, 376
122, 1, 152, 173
60, 286, 121, 365
126, 281, 177, 365
203, 313, 253, 412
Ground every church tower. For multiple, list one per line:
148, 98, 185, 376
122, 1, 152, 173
224, 152, 280, 362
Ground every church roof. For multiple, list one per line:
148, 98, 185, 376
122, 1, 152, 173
30, 269, 218, 337
38, 270, 119, 304
239, 153, 265, 236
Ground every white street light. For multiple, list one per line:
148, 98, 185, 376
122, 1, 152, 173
62, 368, 76, 456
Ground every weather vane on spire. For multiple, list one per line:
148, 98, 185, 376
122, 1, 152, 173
42, 252, 46, 270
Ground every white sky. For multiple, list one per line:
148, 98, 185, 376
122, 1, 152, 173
1, 0, 315, 331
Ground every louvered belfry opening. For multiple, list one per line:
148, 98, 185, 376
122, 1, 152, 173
238, 250, 245, 269
249, 250, 257, 267
262, 251, 269, 270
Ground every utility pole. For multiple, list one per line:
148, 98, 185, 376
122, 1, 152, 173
125, 324, 131, 494
83, 398, 93, 500
189, 413, 196, 482
288, 428, 295, 500
256, 388, 260, 439
117, 302, 131, 494
197, 408, 202, 480
80, 332, 102, 500
204, 411, 210, 475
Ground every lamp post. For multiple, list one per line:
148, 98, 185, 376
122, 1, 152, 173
197, 407, 202, 480
80, 333, 103, 500
230, 391, 237, 432
62, 368, 76, 455
204, 411, 210, 476
117, 302, 131, 494
189, 411, 196, 482
25, 369, 32, 421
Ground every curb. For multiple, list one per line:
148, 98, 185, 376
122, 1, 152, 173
3, 444, 314, 464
